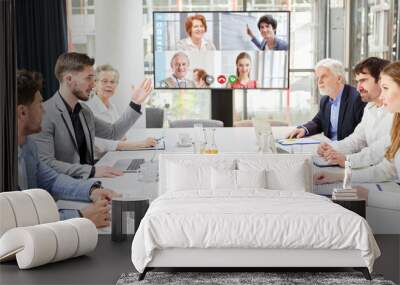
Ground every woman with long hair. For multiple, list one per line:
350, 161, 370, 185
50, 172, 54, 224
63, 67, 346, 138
381, 62, 400, 167
228, 52, 257, 89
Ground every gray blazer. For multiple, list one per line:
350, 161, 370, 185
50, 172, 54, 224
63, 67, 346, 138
32, 92, 141, 179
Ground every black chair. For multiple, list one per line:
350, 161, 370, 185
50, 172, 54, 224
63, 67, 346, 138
146, 107, 164, 128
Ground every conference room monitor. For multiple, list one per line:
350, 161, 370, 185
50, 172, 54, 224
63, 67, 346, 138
153, 11, 290, 90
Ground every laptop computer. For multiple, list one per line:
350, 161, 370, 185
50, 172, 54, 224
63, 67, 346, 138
113, 158, 145, 173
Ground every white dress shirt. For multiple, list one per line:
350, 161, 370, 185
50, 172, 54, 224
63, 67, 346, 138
331, 102, 393, 168
351, 156, 398, 183
86, 94, 120, 159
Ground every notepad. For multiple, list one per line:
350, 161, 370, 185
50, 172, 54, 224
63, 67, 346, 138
277, 138, 321, 145
119, 140, 166, 151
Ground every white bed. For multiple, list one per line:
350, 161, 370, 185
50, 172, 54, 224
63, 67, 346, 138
131, 154, 380, 280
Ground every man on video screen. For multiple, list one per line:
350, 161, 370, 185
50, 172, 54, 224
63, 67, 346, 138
247, 14, 288, 51
159, 52, 196, 88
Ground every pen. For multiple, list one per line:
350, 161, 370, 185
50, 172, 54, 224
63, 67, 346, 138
376, 184, 383, 192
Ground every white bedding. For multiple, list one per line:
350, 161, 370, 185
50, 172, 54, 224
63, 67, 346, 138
131, 190, 380, 273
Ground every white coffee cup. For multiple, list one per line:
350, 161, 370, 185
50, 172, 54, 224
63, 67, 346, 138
178, 133, 191, 146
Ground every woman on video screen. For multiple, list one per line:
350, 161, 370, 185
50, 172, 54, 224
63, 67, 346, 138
176, 14, 216, 51
228, 52, 257, 89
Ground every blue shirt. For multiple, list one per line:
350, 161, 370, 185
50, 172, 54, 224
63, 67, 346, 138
19, 137, 95, 220
329, 88, 344, 141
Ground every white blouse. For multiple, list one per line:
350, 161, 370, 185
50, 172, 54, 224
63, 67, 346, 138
175, 37, 216, 51
86, 94, 120, 159
352, 152, 399, 183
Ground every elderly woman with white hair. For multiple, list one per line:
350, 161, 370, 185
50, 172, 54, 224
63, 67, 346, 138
287, 58, 366, 141
86, 64, 156, 159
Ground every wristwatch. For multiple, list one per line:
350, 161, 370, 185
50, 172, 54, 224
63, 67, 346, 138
89, 181, 103, 195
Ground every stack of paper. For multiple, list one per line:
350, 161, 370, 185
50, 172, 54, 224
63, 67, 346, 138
332, 188, 359, 200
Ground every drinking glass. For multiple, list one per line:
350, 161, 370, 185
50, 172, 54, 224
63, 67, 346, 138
193, 123, 203, 154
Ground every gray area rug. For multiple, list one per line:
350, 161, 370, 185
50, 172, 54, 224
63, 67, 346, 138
116, 271, 396, 285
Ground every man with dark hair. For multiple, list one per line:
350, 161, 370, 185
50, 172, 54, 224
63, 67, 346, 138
246, 14, 288, 51
32, 52, 152, 179
17, 70, 119, 228
317, 57, 392, 169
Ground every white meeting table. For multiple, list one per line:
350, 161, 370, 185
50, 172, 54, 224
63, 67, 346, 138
95, 126, 294, 199
58, 126, 297, 233
57, 126, 400, 234
58, 126, 326, 208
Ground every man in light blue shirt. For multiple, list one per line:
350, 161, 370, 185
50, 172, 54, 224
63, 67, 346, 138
16, 70, 119, 228
287, 59, 365, 140
328, 88, 344, 140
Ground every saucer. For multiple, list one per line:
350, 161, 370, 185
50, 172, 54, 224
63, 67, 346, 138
177, 141, 192, 147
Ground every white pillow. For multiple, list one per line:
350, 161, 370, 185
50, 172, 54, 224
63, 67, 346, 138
266, 162, 307, 191
167, 162, 210, 191
211, 168, 236, 190
211, 169, 267, 192
166, 159, 235, 192
236, 169, 267, 189
238, 158, 309, 192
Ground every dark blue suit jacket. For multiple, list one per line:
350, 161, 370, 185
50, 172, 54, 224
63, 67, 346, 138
302, 84, 366, 141
20, 137, 95, 219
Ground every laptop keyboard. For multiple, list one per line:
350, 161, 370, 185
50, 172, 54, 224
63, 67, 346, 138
127, 159, 145, 171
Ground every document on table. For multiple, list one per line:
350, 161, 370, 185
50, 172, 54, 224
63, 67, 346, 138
119, 140, 166, 151
277, 138, 320, 145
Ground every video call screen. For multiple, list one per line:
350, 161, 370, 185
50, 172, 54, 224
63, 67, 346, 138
153, 11, 290, 90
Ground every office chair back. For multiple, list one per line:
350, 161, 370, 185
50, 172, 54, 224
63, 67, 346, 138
169, 119, 224, 128
146, 107, 164, 128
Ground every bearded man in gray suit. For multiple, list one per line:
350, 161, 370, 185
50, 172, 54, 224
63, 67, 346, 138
32, 52, 152, 179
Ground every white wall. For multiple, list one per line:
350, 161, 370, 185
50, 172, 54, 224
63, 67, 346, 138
95, 0, 146, 128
